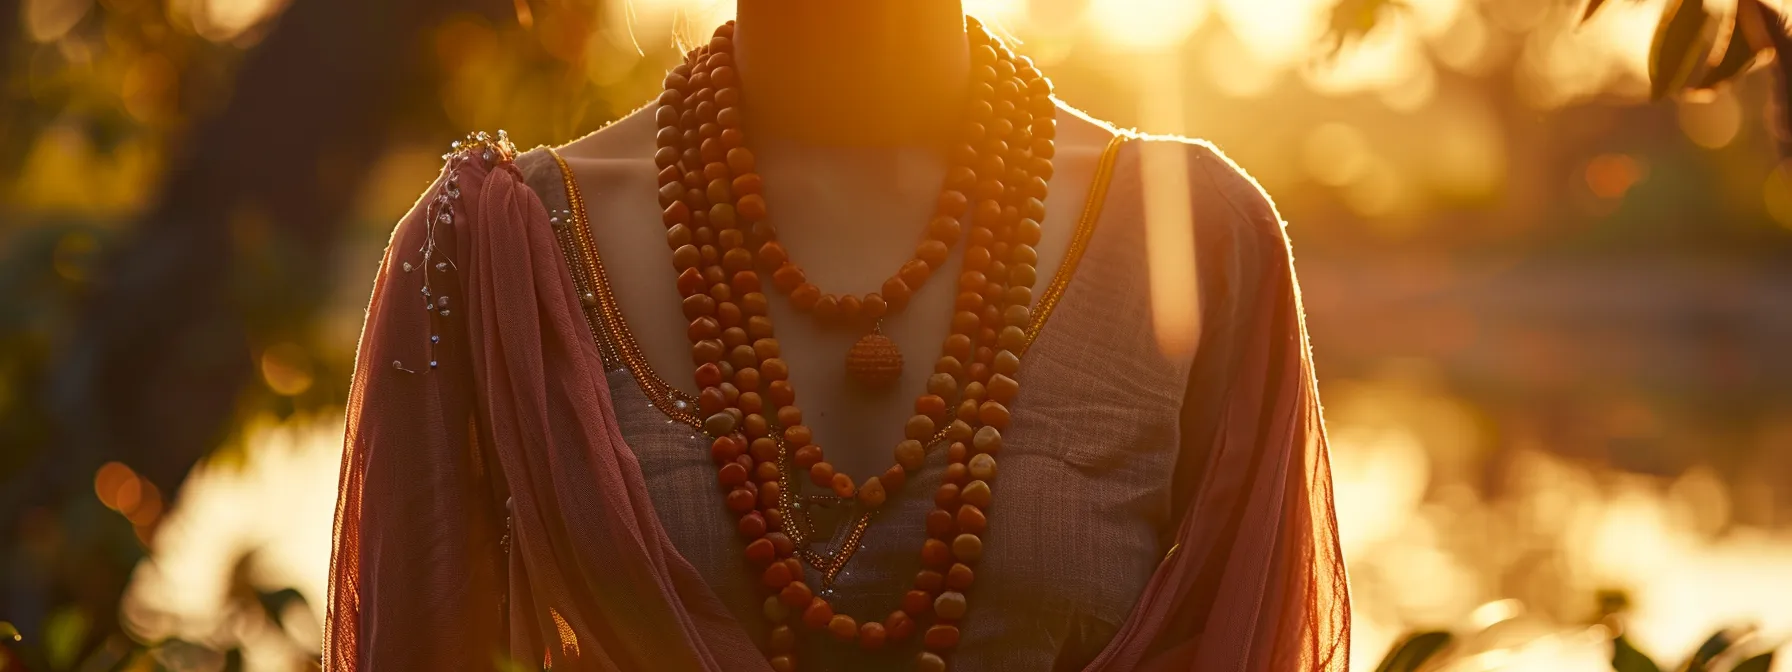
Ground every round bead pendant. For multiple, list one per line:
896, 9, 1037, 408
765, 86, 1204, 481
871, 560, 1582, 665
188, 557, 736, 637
845, 331, 904, 388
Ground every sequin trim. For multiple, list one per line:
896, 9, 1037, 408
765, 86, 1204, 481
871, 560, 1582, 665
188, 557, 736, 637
395, 130, 516, 375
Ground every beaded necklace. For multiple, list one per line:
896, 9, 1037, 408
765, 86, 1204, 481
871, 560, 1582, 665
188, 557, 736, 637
656, 17, 1056, 671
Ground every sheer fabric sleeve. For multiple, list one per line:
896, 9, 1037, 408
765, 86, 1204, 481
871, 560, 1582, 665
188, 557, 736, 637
322, 147, 507, 670
1089, 139, 1350, 672
326, 140, 769, 672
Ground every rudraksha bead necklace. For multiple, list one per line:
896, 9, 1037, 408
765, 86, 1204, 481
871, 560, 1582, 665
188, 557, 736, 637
654, 17, 1056, 671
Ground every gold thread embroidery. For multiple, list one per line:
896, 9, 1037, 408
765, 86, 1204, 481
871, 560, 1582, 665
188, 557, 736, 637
1021, 132, 1127, 354
548, 148, 702, 427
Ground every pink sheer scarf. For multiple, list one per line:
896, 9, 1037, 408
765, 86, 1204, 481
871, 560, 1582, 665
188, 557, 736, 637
323, 139, 1347, 671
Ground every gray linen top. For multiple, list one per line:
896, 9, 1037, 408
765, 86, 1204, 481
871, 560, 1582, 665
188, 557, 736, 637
513, 135, 1271, 671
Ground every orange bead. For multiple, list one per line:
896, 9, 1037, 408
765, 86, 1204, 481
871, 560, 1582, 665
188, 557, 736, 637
957, 504, 987, 535
901, 589, 933, 616
927, 372, 959, 400
766, 532, 795, 556
809, 462, 835, 487
827, 614, 858, 641
732, 270, 762, 294
770, 259, 802, 290
732, 172, 762, 196
775, 405, 802, 427
677, 267, 706, 296
858, 476, 886, 508
978, 400, 1011, 429
836, 293, 862, 322
859, 621, 888, 650
801, 598, 834, 630
915, 394, 948, 420
780, 580, 813, 609
737, 193, 767, 221
933, 591, 968, 620
915, 569, 944, 592
921, 538, 951, 568
759, 358, 788, 383
917, 240, 950, 267
946, 563, 975, 590
689, 316, 722, 342
946, 420, 974, 443
790, 283, 820, 310
917, 652, 947, 672
952, 533, 984, 563
831, 472, 857, 498
718, 462, 748, 486
727, 147, 755, 174
963, 244, 991, 272
928, 214, 962, 241
745, 537, 775, 565
937, 190, 968, 216
987, 373, 1019, 403
692, 340, 724, 364
784, 424, 812, 447
951, 311, 980, 335
973, 426, 1002, 454
926, 508, 956, 539
885, 610, 916, 642
795, 448, 820, 473
768, 626, 795, 654
862, 292, 888, 320
767, 380, 795, 407
946, 442, 967, 464
882, 277, 912, 309
899, 259, 931, 287
882, 464, 908, 491
683, 294, 717, 319
813, 294, 839, 322
969, 453, 997, 481
762, 561, 795, 589
905, 414, 936, 441
750, 436, 779, 462
956, 398, 980, 422
943, 463, 967, 485
923, 624, 961, 651
894, 440, 926, 471
769, 656, 795, 672
935, 483, 960, 510
725, 487, 755, 513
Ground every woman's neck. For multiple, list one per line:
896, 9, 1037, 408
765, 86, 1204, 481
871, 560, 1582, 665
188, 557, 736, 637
732, 0, 970, 147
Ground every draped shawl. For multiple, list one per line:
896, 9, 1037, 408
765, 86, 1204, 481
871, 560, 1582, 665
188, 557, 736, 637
322, 136, 1348, 671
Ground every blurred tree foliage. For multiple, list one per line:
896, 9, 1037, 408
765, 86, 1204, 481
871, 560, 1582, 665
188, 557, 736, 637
0, 0, 683, 666
5, 0, 1792, 667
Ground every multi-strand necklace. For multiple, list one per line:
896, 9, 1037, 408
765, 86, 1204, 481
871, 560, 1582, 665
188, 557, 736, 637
654, 17, 1056, 671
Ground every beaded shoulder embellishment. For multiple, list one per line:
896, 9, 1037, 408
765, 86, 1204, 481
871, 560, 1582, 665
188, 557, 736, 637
393, 130, 517, 375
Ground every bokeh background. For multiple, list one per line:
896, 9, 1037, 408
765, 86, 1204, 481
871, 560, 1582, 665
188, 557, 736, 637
5, 0, 1792, 669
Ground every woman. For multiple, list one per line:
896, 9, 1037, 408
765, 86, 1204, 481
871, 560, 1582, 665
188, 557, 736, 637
324, 2, 1349, 671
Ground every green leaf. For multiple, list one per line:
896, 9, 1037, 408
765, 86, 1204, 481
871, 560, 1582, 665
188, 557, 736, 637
43, 607, 90, 670
1650, 0, 1717, 99
1375, 631, 1455, 672
1615, 635, 1665, 672
1692, 0, 1771, 90
1679, 628, 1742, 672
1731, 652, 1774, 672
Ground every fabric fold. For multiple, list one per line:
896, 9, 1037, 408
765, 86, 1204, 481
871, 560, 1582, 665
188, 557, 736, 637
324, 138, 1348, 672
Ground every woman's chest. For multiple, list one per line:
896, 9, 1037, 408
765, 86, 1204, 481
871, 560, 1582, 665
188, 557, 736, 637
602, 248, 1192, 670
